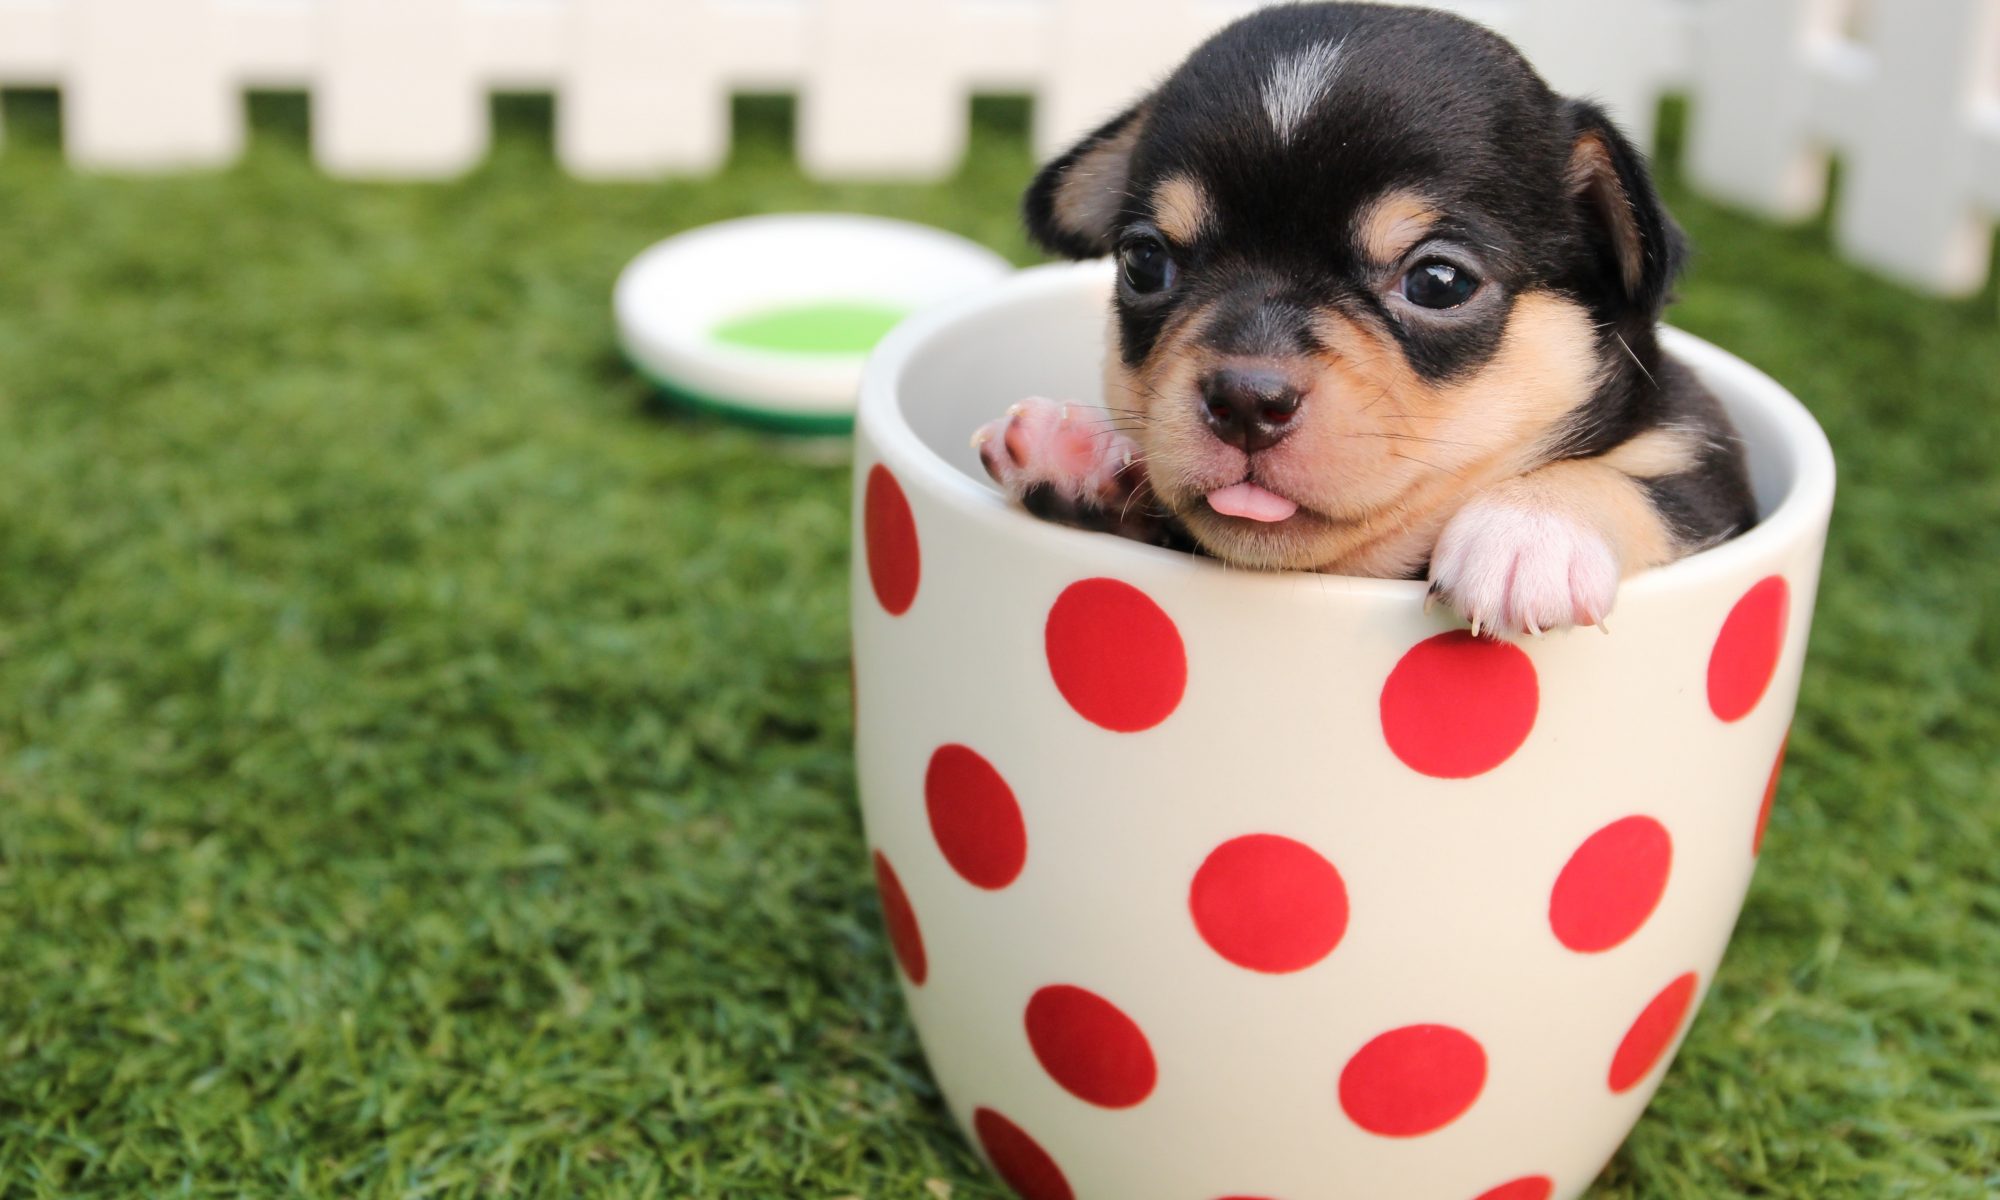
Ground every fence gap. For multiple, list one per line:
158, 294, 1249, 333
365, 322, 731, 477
491, 93, 558, 163
962, 93, 1038, 190
1819, 157, 1849, 230
969, 95, 1033, 151
0, 89, 64, 154
729, 94, 798, 168
1984, 237, 2000, 313
1652, 95, 1690, 180
246, 92, 312, 157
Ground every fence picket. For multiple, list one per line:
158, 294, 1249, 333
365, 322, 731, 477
317, 0, 485, 177
1832, 0, 2000, 296
0, 0, 64, 85
798, 0, 961, 179
1685, 0, 1840, 222
1039, 1, 1259, 159
799, 0, 1045, 180
1505, 0, 1691, 149
1979, 103, 2000, 211
69, 0, 240, 168
561, 0, 726, 177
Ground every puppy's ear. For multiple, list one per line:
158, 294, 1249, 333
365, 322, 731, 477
1023, 102, 1150, 259
1564, 100, 1686, 321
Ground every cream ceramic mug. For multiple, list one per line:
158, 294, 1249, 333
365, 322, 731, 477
851, 262, 1833, 1200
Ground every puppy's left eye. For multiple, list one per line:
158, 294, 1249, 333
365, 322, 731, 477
1119, 237, 1177, 295
1401, 259, 1480, 309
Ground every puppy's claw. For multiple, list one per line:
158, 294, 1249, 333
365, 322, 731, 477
1427, 498, 1622, 640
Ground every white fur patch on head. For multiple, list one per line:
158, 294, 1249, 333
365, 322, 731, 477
1262, 39, 1346, 144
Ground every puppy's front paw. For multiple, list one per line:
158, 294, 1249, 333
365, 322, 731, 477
974, 397, 1142, 522
1428, 499, 1621, 638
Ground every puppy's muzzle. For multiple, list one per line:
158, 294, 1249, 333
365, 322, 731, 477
1200, 363, 1303, 453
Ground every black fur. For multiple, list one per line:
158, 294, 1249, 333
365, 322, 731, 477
1640, 359, 1758, 549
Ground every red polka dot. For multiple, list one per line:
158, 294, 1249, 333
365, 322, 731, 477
973, 1108, 1073, 1200
1024, 985, 1157, 1108
926, 744, 1027, 890
1708, 576, 1789, 721
1189, 834, 1349, 973
864, 465, 920, 616
1755, 734, 1789, 855
1044, 578, 1186, 732
1472, 1178, 1554, 1200
1339, 1024, 1487, 1137
1610, 972, 1699, 1093
871, 851, 926, 985
1549, 816, 1673, 953
1380, 632, 1539, 778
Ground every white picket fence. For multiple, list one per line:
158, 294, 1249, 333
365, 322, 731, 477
0, 0, 1996, 295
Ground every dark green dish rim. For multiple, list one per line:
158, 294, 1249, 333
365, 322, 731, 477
623, 349, 857, 437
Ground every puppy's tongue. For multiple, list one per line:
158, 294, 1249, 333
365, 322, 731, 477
1206, 482, 1299, 523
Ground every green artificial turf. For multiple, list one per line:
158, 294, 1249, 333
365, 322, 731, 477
0, 90, 1995, 1198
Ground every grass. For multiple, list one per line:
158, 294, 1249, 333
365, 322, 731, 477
0, 89, 1994, 1199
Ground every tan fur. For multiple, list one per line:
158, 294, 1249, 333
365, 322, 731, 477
1051, 118, 1145, 247
1113, 301, 1217, 480
1567, 132, 1645, 296
1356, 190, 1440, 264
1152, 175, 1215, 245
1101, 311, 1147, 419
1474, 458, 1678, 574
1597, 426, 1699, 480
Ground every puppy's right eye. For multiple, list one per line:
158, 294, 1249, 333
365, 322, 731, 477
1119, 237, 1177, 295
1401, 259, 1480, 309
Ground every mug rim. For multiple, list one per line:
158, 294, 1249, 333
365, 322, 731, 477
857, 260, 1836, 604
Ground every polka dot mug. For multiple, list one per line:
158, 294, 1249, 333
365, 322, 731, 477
851, 262, 1834, 1200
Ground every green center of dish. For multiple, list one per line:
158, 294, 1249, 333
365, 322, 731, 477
711, 301, 907, 356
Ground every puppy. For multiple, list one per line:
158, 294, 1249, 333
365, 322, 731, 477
976, 2, 1755, 637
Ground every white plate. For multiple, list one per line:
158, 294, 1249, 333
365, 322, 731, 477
615, 214, 1013, 433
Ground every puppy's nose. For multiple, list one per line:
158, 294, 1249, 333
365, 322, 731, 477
1200, 366, 1302, 453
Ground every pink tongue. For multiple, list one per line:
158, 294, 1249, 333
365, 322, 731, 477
1206, 482, 1299, 523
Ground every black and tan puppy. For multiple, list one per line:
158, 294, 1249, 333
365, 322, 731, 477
976, 1, 1755, 637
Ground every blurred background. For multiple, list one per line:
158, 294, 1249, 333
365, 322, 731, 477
0, 1, 1995, 1197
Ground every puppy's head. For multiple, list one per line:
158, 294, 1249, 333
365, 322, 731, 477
1025, 3, 1684, 571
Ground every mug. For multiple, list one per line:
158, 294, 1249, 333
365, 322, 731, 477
851, 262, 1833, 1200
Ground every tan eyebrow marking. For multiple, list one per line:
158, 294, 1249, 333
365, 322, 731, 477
1358, 189, 1442, 264
1152, 174, 1216, 245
